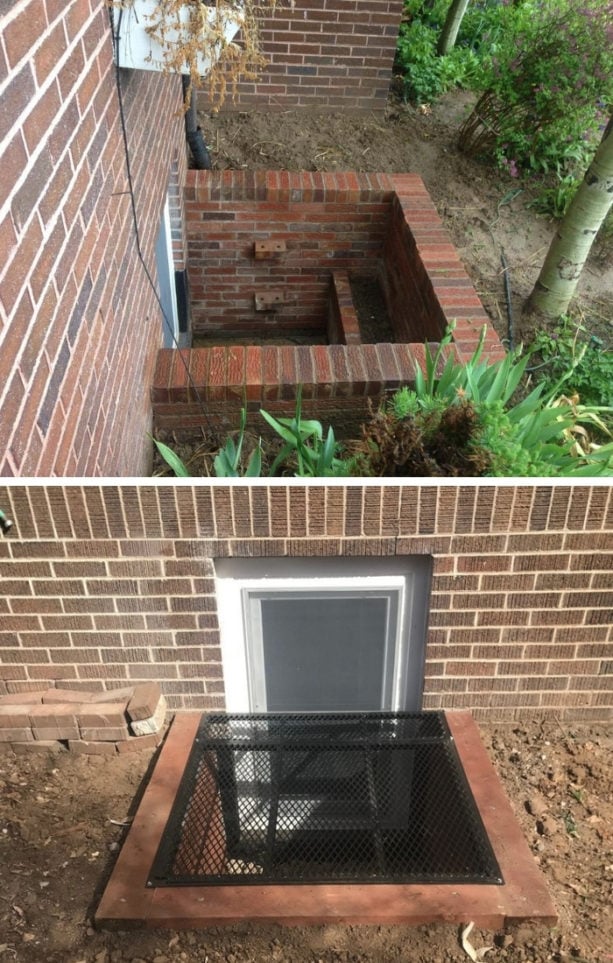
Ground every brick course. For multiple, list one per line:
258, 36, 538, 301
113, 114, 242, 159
212, 0, 400, 113
154, 170, 503, 435
0, 0, 188, 476
0, 484, 611, 721
0, 682, 165, 749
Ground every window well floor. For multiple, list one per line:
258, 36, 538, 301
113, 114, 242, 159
96, 712, 557, 930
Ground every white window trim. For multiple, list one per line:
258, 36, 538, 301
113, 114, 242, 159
158, 196, 179, 347
216, 573, 416, 714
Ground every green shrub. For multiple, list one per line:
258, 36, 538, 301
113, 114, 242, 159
396, 0, 532, 105
397, 1, 613, 223
395, 0, 495, 104
531, 319, 613, 411
355, 325, 613, 476
459, 0, 613, 176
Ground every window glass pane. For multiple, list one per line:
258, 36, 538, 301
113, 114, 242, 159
259, 595, 391, 712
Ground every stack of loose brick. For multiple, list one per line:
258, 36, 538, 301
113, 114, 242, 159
0, 684, 167, 755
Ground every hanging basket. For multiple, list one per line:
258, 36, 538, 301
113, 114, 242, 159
111, 0, 243, 76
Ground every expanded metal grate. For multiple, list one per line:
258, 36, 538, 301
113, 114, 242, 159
148, 712, 503, 887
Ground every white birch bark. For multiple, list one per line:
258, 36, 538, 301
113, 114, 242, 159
528, 118, 613, 318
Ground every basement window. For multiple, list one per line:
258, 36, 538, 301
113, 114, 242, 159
214, 557, 432, 714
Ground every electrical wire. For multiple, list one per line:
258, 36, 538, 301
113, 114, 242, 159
500, 249, 514, 352
110, 7, 215, 437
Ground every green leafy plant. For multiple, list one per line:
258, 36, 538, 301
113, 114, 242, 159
563, 810, 579, 838
153, 392, 348, 478
152, 408, 262, 478
213, 407, 262, 477
395, 0, 489, 104
395, 0, 535, 106
458, 0, 613, 177
527, 156, 613, 243
396, 1, 613, 225
259, 386, 350, 477
531, 318, 613, 411
151, 436, 191, 477
356, 324, 613, 476
528, 172, 581, 220
397, 23, 476, 104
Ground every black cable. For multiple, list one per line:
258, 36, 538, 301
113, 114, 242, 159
500, 249, 514, 352
110, 8, 215, 437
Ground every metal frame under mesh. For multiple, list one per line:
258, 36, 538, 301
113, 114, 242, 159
148, 712, 503, 887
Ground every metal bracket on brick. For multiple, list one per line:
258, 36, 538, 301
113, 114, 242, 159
254, 289, 290, 311
254, 240, 286, 260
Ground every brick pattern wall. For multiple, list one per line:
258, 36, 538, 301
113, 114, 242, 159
0, 0, 187, 476
0, 484, 611, 721
186, 170, 392, 338
169, 150, 188, 273
215, 0, 401, 112
152, 170, 502, 435
384, 194, 487, 346
0, 682, 165, 752
151, 341, 460, 438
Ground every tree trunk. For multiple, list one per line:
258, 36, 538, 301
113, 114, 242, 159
437, 0, 471, 56
526, 117, 613, 319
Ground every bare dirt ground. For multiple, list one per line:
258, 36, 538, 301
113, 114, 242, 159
199, 91, 613, 348
152, 91, 613, 475
1, 719, 611, 963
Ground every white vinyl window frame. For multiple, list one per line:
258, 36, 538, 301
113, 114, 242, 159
155, 196, 180, 348
214, 557, 431, 714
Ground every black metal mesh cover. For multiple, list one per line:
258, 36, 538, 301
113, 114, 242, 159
148, 712, 503, 886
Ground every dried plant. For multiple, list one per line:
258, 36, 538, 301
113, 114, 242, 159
116, 0, 284, 108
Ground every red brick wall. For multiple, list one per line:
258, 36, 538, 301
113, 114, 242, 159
215, 0, 401, 112
152, 170, 502, 435
0, 484, 611, 721
169, 152, 189, 272
0, 0, 187, 476
186, 170, 392, 339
